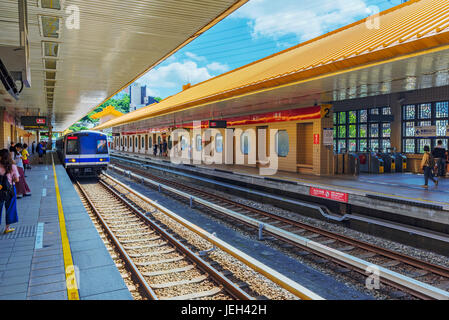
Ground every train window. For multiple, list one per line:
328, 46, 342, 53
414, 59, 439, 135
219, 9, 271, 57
66, 138, 79, 154
181, 136, 187, 151
196, 134, 202, 151
148, 137, 152, 148
215, 134, 223, 153
241, 132, 250, 155
275, 130, 289, 157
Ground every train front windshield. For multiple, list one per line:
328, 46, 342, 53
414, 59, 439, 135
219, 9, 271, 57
66, 134, 109, 154
80, 135, 108, 154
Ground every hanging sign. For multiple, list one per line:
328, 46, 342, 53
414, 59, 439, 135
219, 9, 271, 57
314, 134, 320, 145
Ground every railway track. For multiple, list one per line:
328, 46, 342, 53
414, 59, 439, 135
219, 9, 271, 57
75, 179, 254, 300
109, 161, 449, 300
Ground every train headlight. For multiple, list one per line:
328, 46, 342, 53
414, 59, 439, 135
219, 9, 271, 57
70, 159, 76, 163
99, 158, 103, 162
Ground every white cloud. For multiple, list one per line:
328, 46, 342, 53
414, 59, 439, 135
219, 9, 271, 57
139, 60, 213, 97
206, 62, 230, 73
185, 52, 207, 62
235, 0, 370, 41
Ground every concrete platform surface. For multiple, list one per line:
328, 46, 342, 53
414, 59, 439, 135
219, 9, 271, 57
0, 153, 132, 300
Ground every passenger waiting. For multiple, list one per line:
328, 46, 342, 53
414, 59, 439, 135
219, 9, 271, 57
432, 140, 446, 177
37, 141, 44, 164
421, 145, 438, 189
0, 149, 20, 234
21, 143, 31, 172
13, 144, 31, 198
163, 140, 168, 157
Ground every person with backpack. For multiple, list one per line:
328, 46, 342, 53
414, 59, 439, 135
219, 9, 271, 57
0, 149, 20, 234
37, 141, 44, 164
432, 140, 446, 177
421, 145, 438, 189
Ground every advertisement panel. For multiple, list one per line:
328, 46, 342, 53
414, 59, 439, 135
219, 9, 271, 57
310, 187, 349, 203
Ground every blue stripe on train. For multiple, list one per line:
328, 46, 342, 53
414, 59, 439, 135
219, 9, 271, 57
65, 157, 110, 163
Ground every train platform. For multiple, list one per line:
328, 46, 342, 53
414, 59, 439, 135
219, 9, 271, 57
0, 153, 132, 300
111, 151, 449, 234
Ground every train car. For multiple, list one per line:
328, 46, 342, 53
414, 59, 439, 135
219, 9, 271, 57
56, 130, 110, 177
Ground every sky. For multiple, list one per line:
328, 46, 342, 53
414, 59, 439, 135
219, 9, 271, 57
125, 0, 403, 100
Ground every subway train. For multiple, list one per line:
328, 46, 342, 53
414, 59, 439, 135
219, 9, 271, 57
56, 130, 110, 177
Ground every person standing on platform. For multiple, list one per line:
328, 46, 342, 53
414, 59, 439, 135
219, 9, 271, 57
163, 139, 168, 157
22, 143, 30, 171
32, 141, 36, 155
159, 141, 163, 156
9, 142, 15, 154
153, 143, 157, 157
421, 145, 438, 189
37, 141, 44, 164
432, 140, 446, 177
0, 149, 20, 234
13, 144, 31, 198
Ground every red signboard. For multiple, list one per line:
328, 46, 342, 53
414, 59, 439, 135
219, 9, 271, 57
36, 118, 46, 124
314, 134, 320, 145
310, 187, 348, 203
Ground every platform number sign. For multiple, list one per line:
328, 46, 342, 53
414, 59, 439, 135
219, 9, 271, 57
321, 105, 332, 119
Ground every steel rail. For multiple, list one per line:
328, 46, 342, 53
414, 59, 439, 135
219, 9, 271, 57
75, 181, 158, 300
102, 172, 324, 300
107, 165, 449, 300
111, 160, 449, 279
97, 179, 254, 301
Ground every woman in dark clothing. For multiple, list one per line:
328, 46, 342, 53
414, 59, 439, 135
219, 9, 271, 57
0, 149, 20, 234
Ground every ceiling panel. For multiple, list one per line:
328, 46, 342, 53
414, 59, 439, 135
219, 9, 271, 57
0, 0, 247, 130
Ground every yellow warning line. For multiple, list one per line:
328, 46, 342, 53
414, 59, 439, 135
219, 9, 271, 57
51, 155, 80, 300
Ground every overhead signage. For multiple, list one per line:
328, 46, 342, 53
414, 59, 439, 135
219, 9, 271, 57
21, 116, 47, 129
414, 126, 436, 137
310, 187, 349, 203
323, 128, 333, 146
209, 120, 227, 128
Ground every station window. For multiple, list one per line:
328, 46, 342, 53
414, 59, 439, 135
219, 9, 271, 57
241, 132, 250, 155
135, 137, 138, 148
181, 135, 188, 151
196, 134, 202, 151
401, 101, 449, 153
333, 106, 391, 153
215, 134, 223, 153
275, 130, 289, 157
158, 136, 161, 144
141, 137, 145, 149
148, 136, 152, 148
168, 136, 172, 150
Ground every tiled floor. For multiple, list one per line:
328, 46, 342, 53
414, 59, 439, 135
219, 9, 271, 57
0, 153, 132, 300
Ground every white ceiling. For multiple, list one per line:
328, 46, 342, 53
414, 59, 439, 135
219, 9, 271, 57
0, 0, 246, 131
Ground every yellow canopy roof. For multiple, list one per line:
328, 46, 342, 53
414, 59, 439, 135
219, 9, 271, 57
95, 0, 449, 131
91, 105, 124, 119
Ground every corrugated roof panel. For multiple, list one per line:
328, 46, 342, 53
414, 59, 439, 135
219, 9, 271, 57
96, 0, 449, 130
